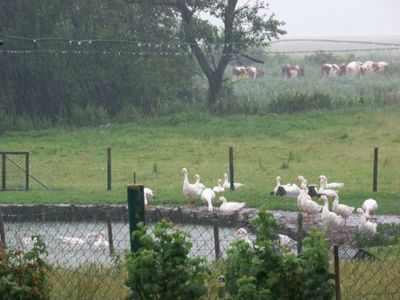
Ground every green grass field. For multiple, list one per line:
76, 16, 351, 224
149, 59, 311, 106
1, 106, 400, 214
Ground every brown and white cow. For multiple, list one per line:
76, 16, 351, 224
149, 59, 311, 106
345, 61, 363, 76
282, 64, 304, 79
360, 61, 374, 75
321, 64, 340, 77
232, 66, 248, 80
245, 67, 265, 79
372, 61, 389, 72
339, 63, 348, 75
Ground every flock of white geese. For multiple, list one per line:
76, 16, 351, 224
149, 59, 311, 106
274, 175, 378, 235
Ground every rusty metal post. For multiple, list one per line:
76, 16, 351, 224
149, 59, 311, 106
373, 147, 378, 192
107, 148, 111, 191
213, 218, 221, 259
334, 245, 342, 300
229, 146, 234, 191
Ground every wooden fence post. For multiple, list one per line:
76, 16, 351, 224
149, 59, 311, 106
297, 213, 303, 255
127, 185, 145, 253
229, 146, 234, 191
0, 214, 6, 248
107, 148, 111, 191
1, 153, 6, 191
213, 218, 221, 259
106, 217, 114, 256
334, 245, 342, 300
373, 147, 378, 192
25, 152, 29, 191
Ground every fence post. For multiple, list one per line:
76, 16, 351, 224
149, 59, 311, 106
334, 245, 342, 300
373, 147, 378, 192
229, 146, 234, 191
213, 217, 221, 259
0, 214, 6, 248
133, 172, 136, 184
127, 185, 145, 253
25, 152, 29, 191
106, 217, 114, 256
297, 213, 303, 255
107, 148, 112, 191
1, 153, 6, 191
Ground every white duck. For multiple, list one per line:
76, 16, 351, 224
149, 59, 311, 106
212, 178, 225, 193
274, 176, 300, 197
356, 208, 377, 235
219, 196, 246, 212
222, 173, 245, 189
330, 191, 354, 225
318, 175, 344, 191
144, 187, 154, 207
362, 199, 378, 220
200, 188, 215, 212
235, 228, 253, 248
91, 231, 110, 248
58, 236, 85, 246
319, 195, 345, 230
182, 168, 202, 204
298, 183, 322, 224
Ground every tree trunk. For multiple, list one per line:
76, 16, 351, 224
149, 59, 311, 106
207, 73, 222, 107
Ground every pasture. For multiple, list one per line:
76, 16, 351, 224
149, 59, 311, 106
1, 105, 400, 214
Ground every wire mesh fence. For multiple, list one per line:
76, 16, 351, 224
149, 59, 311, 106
0, 205, 399, 299
1, 152, 28, 191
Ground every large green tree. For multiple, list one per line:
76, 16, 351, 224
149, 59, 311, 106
125, 0, 286, 107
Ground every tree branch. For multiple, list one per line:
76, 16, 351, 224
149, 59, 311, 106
240, 53, 264, 64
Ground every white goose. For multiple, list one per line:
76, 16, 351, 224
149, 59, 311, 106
222, 173, 245, 189
318, 175, 344, 191
330, 191, 354, 225
319, 195, 345, 230
58, 236, 85, 246
219, 196, 246, 212
356, 208, 377, 235
144, 187, 154, 207
200, 188, 215, 212
298, 183, 322, 224
235, 228, 253, 248
182, 168, 202, 204
274, 176, 300, 197
318, 178, 338, 196
194, 174, 207, 191
91, 231, 110, 248
212, 179, 225, 193
297, 175, 308, 186
362, 199, 378, 220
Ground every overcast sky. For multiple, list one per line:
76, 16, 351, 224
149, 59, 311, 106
263, 0, 400, 37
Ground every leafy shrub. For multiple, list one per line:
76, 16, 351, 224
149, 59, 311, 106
0, 236, 51, 300
268, 91, 332, 114
124, 220, 209, 300
223, 207, 334, 300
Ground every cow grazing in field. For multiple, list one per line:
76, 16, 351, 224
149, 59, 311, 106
360, 61, 374, 75
232, 66, 247, 80
345, 61, 363, 76
245, 67, 264, 79
321, 64, 340, 77
339, 63, 348, 75
372, 61, 389, 72
282, 64, 304, 79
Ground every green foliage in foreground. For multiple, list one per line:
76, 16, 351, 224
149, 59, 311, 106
0, 236, 51, 300
223, 207, 334, 300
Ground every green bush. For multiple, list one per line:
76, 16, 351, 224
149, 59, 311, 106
223, 207, 334, 300
124, 220, 209, 300
0, 236, 51, 300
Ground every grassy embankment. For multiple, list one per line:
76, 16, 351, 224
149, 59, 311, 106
1, 106, 400, 214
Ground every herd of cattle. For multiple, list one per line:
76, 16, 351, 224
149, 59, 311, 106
232, 60, 389, 80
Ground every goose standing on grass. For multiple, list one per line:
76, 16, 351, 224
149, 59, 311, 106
297, 175, 308, 186
298, 183, 322, 224
213, 179, 225, 193
318, 177, 338, 196
318, 175, 344, 191
222, 173, 245, 189
330, 191, 354, 225
144, 187, 154, 208
219, 196, 246, 212
362, 198, 378, 220
274, 176, 300, 197
356, 208, 377, 235
319, 195, 345, 230
194, 174, 207, 191
182, 168, 202, 204
200, 188, 215, 212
